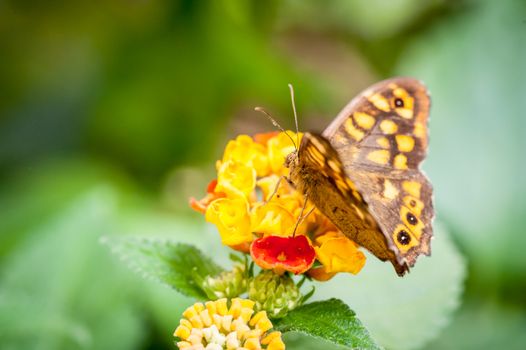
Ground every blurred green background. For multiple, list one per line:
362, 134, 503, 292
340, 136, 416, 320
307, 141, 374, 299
1, 0, 525, 349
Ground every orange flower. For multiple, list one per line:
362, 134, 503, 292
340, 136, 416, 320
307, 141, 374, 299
250, 235, 315, 275
309, 231, 366, 281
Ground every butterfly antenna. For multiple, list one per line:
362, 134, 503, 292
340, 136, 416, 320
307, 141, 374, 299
254, 107, 297, 150
288, 84, 300, 149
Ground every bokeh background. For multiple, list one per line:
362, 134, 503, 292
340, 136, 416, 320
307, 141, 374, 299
1, 0, 525, 349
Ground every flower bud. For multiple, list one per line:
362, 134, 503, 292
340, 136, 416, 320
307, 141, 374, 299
248, 270, 302, 318
202, 264, 247, 299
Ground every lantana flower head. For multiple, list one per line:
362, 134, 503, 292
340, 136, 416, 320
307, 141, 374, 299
174, 298, 284, 350
191, 131, 366, 280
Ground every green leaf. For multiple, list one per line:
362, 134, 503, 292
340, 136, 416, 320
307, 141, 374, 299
102, 237, 224, 300
274, 298, 382, 350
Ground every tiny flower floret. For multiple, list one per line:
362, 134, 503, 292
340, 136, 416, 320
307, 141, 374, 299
205, 198, 252, 247
174, 298, 285, 350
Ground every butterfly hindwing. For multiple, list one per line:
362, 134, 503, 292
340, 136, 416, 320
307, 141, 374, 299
323, 77, 434, 268
348, 170, 434, 266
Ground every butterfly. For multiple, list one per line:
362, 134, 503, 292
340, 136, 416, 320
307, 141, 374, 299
285, 77, 434, 276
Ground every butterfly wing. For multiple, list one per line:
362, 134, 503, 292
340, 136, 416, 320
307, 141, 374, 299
322, 77, 434, 268
291, 132, 409, 275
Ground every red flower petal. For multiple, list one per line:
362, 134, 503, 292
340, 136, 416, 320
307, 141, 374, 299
250, 235, 315, 274
207, 179, 219, 193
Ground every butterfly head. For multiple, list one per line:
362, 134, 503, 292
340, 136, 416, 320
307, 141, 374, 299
284, 150, 298, 169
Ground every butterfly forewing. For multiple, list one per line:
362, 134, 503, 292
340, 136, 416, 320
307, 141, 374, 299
322, 77, 434, 268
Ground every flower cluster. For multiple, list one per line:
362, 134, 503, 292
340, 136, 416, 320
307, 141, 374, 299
191, 132, 366, 281
174, 298, 284, 350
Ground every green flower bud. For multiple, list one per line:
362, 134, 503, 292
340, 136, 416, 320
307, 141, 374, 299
201, 264, 247, 299
248, 270, 302, 318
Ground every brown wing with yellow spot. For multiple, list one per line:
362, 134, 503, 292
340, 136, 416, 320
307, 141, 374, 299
323, 77, 434, 269
298, 132, 366, 207
290, 132, 409, 275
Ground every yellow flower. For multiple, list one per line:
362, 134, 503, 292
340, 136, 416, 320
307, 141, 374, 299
256, 175, 315, 232
190, 179, 226, 214
205, 198, 252, 247
311, 231, 366, 280
222, 135, 270, 177
216, 160, 256, 199
267, 131, 302, 175
250, 203, 296, 237
256, 175, 290, 202
174, 298, 285, 350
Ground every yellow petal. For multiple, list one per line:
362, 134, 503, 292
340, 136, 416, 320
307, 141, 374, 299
256, 175, 285, 202
250, 203, 296, 237
222, 135, 270, 177
216, 160, 256, 199
205, 301, 217, 315
200, 309, 212, 327
261, 331, 282, 345
215, 298, 229, 316
183, 305, 199, 319
267, 337, 286, 350
174, 325, 190, 339
229, 298, 243, 318
244, 337, 262, 350
205, 198, 252, 246
249, 311, 267, 327
176, 341, 191, 349
189, 315, 203, 328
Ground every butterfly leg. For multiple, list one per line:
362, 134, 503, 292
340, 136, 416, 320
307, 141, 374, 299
264, 175, 291, 203
292, 194, 313, 237
285, 176, 295, 188
264, 176, 282, 203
